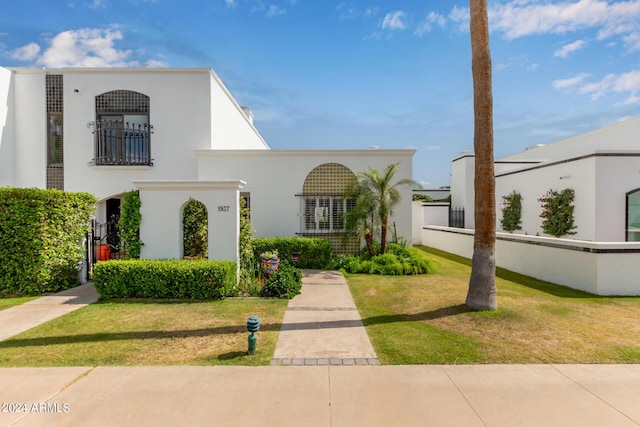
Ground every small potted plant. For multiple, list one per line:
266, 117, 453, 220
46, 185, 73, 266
260, 250, 280, 277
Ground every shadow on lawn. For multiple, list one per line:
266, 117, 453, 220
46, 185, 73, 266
0, 305, 470, 349
0, 324, 281, 348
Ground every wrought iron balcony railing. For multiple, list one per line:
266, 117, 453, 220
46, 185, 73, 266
89, 120, 154, 166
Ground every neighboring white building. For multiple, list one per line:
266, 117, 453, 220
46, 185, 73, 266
417, 117, 640, 295
449, 117, 640, 241
0, 66, 415, 263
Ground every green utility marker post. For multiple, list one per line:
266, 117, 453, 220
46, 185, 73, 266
247, 315, 260, 355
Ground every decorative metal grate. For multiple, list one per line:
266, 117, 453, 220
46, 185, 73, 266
90, 120, 153, 166
449, 207, 465, 228
46, 75, 64, 189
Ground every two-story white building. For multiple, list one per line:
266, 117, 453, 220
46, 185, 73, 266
0, 66, 415, 264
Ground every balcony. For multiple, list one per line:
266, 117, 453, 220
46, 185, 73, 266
90, 120, 153, 166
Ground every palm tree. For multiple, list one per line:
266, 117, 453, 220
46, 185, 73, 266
466, 0, 497, 310
344, 163, 417, 255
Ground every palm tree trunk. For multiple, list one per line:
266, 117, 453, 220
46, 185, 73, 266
380, 215, 388, 254
466, 0, 497, 311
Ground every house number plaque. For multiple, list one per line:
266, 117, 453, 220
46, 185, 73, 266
218, 206, 230, 212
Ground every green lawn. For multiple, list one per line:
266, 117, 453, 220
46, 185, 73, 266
0, 296, 39, 311
347, 246, 640, 364
0, 299, 287, 367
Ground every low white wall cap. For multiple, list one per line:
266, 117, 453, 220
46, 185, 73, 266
132, 180, 246, 191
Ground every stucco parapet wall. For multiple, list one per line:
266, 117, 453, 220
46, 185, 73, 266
194, 149, 416, 157
132, 180, 247, 191
8, 67, 214, 75
423, 226, 640, 253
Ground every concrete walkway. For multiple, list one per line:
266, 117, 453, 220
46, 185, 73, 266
271, 269, 378, 365
0, 283, 99, 342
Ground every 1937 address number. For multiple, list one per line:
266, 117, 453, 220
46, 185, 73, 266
218, 206, 230, 212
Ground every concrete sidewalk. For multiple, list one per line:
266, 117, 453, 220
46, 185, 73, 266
1, 364, 639, 426
0, 283, 99, 342
271, 270, 378, 365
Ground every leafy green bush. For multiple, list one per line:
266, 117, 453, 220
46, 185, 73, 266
253, 237, 332, 269
118, 190, 143, 259
93, 259, 237, 299
501, 191, 522, 232
328, 243, 434, 275
538, 188, 577, 237
0, 187, 97, 295
183, 198, 208, 258
261, 263, 303, 299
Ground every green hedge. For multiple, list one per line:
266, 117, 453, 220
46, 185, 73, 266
0, 187, 97, 296
253, 237, 333, 269
93, 260, 237, 299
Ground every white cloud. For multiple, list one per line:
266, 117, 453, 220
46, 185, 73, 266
381, 11, 407, 31
145, 59, 168, 67
554, 70, 640, 104
336, 3, 379, 21
553, 39, 586, 57
425, 145, 441, 151
552, 72, 591, 90
578, 73, 618, 99
37, 28, 136, 67
415, 12, 446, 37
449, 0, 640, 52
9, 42, 41, 61
266, 5, 286, 17
225, 0, 237, 8
9, 27, 163, 68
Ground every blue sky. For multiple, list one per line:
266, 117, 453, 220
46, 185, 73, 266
1, 0, 639, 188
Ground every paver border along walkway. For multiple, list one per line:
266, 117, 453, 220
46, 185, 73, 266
271, 269, 379, 365
0, 282, 99, 342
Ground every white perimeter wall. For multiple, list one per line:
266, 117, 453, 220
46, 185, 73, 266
422, 226, 640, 296
0, 67, 15, 186
450, 154, 474, 229
413, 202, 448, 245
196, 149, 415, 243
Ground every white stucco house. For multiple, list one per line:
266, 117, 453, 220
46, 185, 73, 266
417, 117, 640, 295
0, 66, 415, 266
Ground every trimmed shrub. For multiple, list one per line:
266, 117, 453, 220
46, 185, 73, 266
329, 243, 435, 275
93, 259, 237, 299
261, 263, 303, 299
253, 237, 333, 269
0, 187, 97, 295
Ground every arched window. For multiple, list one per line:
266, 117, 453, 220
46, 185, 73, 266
91, 90, 153, 166
626, 188, 640, 241
299, 163, 356, 233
